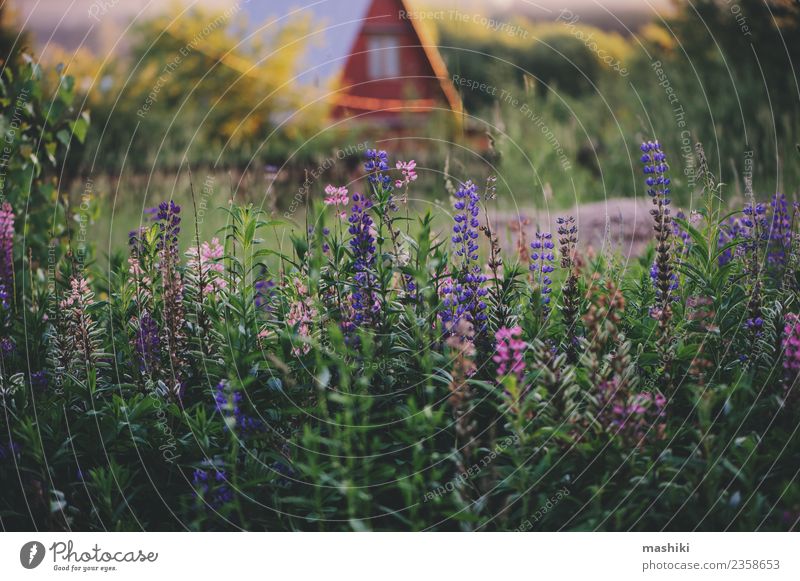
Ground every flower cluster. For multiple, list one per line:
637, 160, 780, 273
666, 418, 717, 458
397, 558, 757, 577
530, 231, 555, 317
596, 381, 666, 447
742, 202, 768, 245
187, 238, 226, 295
767, 193, 791, 266
286, 278, 317, 356
58, 277, 99, 376
717, 216, 748, 266
214, 380, 263, 434
395, 160, 417, 189
192, 467, 234, 508
134, 311, 160, 374
323, 185, 349, 219
441, 181, 488, 334
346, 193, 380, 330
649, 260, 679, 298
742, 202, 767, 341
557, 216, 580, 359
255, 278, 276, 311
493, 326, 526, 383
364, 149, 392, 191
641, 140, 675, 307
782, 314, 800, 378
0, 202, 14, 309
156, 202, 187, 396
156, 201, 182, 257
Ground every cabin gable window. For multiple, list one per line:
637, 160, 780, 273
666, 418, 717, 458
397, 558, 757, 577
367, 35, 400, 79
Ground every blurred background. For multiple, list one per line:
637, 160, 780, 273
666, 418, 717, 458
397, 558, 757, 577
2, 0, 799, 253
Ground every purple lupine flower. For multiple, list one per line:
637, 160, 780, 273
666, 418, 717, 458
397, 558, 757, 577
214, 379, 264, 434
742, 202, 768, 337
254, 278, 276, 311
0, 438, 20, 462
347, 192, 379, 327
672, 210, 692, 258
155, 201, 187, 397
649, 261, 679, 296
717, 216, 748, 266
156, 201, 181, 256
0, 285, 9, 312
641, 140, 675, 307
741, 202, 768, 241
767, 193, 791, 266
441, 181, 488, 336
192, 467, 234, 508
364, 149, 392, 191
530, 232, 555, 317
270, 460, 297, 487
134, 311, 160, 374
30, 370, 48, 391
0, 337, 14, 357
128, 227, 148, 260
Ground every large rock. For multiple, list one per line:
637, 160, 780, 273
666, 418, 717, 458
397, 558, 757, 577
493, 197, 656, 260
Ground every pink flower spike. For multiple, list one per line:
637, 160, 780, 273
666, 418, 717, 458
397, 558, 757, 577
324, 185, 349, 207
395, 160, 418, 188
493, 326, 526, 384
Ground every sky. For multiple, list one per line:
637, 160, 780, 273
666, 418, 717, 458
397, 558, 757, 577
10, 0, 672, 53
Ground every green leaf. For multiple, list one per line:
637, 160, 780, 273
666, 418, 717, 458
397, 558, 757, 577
70, 116, 89, 144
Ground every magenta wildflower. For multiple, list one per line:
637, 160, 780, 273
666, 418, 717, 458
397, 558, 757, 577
493, 326, 526, 383
395, 160, 418, 189
0, 202, 14, 306
783, 314, 800, 377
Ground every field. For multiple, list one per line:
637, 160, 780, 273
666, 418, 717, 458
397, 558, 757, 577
2, 122, 800, 529
2, 1, 800, 533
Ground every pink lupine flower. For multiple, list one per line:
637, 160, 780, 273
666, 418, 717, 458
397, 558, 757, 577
187, 237, 226, 294
779, 310, 799, 420
782, 314, 800, 376
493, 326, 526, 382
286, 278, 317, 356
395, 160, 417, 188
324, 185, 349, 219
0, 202, 14, 298
58, 277, 99, 373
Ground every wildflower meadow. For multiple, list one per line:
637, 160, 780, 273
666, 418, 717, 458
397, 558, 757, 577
1, 67, 798, 530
